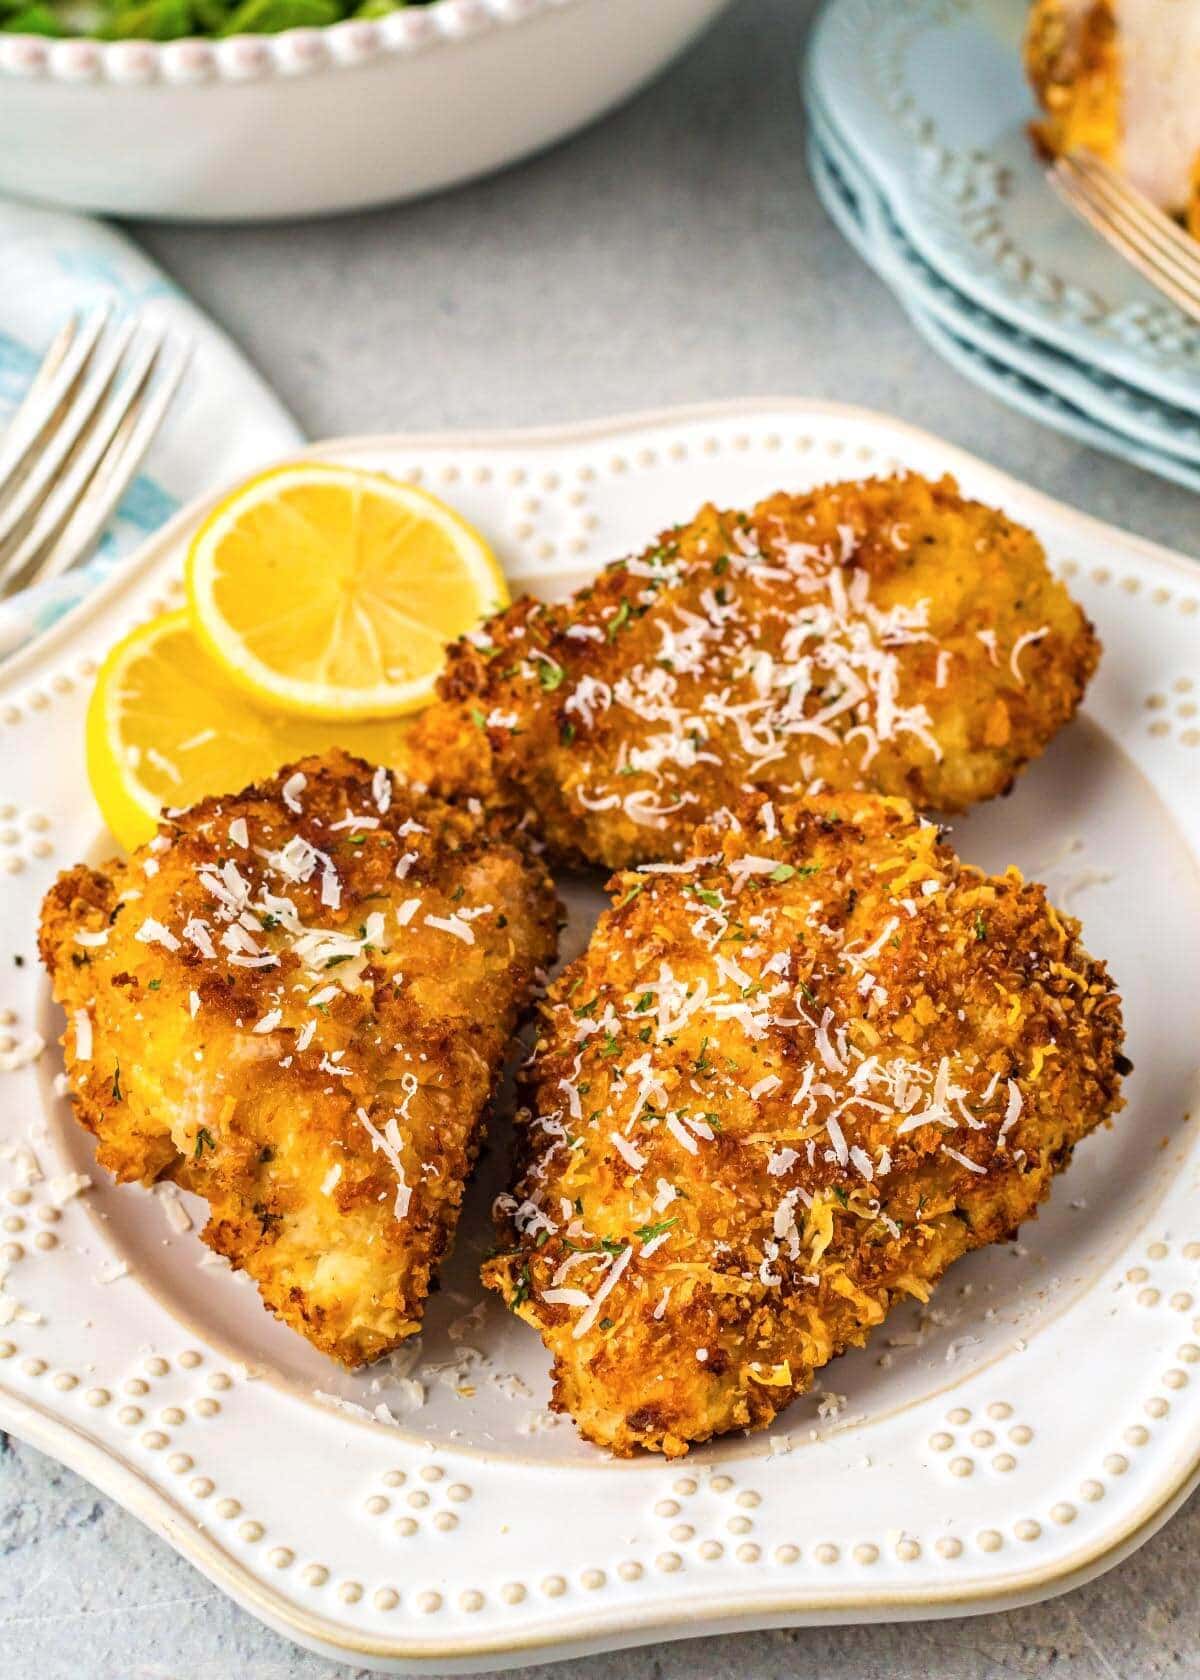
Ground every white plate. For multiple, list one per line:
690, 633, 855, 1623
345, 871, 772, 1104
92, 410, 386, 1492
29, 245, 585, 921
2, 401, 1200, 1673
0, 0, 731, 221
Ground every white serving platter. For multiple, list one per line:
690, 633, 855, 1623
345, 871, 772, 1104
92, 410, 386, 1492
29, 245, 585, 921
1, 400, 1199, 1672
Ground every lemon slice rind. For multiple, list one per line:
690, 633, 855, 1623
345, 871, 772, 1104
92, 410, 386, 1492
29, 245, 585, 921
85, 607, 416, 852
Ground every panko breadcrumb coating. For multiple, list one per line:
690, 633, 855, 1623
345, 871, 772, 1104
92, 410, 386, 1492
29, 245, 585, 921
40, 750, 558, 1368
407, 473, 1100, 870
482, 793, 1126, 1457
1025, 0, 1120, 170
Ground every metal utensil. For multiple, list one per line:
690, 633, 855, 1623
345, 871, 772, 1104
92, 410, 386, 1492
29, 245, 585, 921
0, 306, 189, 599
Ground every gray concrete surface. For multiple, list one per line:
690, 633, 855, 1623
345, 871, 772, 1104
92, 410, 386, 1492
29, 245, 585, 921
4, 0, 1199, 1674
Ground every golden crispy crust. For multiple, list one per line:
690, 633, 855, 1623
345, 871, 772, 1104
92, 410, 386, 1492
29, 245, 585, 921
407, 474, 1100, 870
40, 750, 559, 1367
481, 793, 1126, 1457
1025, 0, 1120, 164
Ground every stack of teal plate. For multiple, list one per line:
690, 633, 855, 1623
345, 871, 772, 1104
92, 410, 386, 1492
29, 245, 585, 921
806, 0, 1200, 491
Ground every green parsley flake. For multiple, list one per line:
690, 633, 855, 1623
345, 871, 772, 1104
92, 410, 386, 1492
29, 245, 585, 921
607, 600, 632, 641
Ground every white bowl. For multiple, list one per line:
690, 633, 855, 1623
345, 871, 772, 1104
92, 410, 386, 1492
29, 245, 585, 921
0, 0, 733, 221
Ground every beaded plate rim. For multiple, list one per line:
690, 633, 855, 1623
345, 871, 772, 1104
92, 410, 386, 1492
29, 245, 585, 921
10, 398, 1200, 687
0, 0, 584, 88
4, 1380, 1200, 1665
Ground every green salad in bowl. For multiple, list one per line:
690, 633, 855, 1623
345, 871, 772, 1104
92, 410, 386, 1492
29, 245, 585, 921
0, 0, 429, 36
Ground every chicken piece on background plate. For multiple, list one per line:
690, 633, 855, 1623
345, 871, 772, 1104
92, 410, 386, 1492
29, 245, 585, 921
1025, 0, 1200, 239
40, 749, 559, 1368
482, 792, 1126, 1457
406, 473, 1099, 870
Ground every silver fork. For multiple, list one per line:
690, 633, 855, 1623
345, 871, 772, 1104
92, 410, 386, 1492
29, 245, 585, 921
0, 307, 190, 600
1049, 151, 1200, 325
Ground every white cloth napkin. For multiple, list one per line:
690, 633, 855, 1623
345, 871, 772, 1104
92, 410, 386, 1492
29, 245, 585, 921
0, 199, 303, 658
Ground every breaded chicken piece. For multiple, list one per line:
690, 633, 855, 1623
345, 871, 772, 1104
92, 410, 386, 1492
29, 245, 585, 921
1025, 0, 1200, 239
40, 750, 558, 1367
482, 793, 1126, 1456
407, 474, 1099, 870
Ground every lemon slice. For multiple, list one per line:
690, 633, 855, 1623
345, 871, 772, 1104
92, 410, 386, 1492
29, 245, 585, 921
87, 609, 416, 851
185, 461, 507, 719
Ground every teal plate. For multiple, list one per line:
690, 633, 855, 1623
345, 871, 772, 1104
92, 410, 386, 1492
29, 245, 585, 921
807, 122, 1200, 495
807, 0, 1200, 417
807, 69, 1200, 469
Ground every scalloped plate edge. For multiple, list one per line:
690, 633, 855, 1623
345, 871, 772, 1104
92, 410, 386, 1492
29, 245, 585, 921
5, 396, 1200, 692
5, 1378, 1200, 1672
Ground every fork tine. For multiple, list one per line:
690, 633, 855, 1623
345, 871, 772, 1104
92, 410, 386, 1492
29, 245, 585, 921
1065, 154, 1200, 296
1055, 169, 1200, 323
2, 313, 78, 450
1048, 156, 1200, 297
0, 313, 78, 486
1050, 162, 1200, 324
1057, 157, 1200, 312
28, 345, 191, 592
0, 333, 167, 591
0, 305, 111, 493
0, 315, 141, 555
1074, 152, 1200, 275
